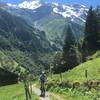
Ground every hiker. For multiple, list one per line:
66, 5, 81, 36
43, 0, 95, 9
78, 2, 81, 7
39, 71, 46, 97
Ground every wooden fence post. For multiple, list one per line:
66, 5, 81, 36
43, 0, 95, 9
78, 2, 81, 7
60, 73, 62, 82
85, 70, 88, 79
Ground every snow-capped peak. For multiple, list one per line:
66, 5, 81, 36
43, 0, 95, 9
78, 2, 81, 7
5, 1, 88, 23
7, 3, 17, 8
53, 4, 88, 22
18, 0, 42, 10
52, 2, 59, 6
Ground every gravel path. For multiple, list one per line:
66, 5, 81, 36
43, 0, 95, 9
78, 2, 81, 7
32, 84, 50, 100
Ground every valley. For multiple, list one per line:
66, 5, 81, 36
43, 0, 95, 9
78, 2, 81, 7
0, 0, 100, 100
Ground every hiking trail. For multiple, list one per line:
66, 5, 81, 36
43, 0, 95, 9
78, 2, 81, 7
32, 84, 50, 100
32, 84, 65, 100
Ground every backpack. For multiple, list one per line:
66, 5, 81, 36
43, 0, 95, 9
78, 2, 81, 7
40, 74, 45, 82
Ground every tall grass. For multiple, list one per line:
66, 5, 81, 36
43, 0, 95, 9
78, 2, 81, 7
46, 57, 100, 100
0, 83, 39, 100
49, 57, 100, 82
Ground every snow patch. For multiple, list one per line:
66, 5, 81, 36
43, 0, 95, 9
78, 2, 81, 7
7, 3, 17, 8
81, 5, 86, 8
52, 2, 59, 6
53, 4, 87, 22
18, 0, 42, 10
53, 7, 58, 13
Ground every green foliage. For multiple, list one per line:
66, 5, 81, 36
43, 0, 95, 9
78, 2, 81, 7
82, 6, 100, 59
0, 84, 39, 100
0, 36, 11, 50
19, 71, 34, 100
47, 79, 100, 100
41, 18, 66, 40
47, 57, 100, 100
63, 25, 82, 70
0, 8, 54, 76
64, 45, 82, 70
48, 82, 100, 100
63, 25, 76, 53
41, 18, 84, 41
0, 51, 19, 72
49, 57, 100, 82
91, 51, 100, 58
52, 51, 66, 74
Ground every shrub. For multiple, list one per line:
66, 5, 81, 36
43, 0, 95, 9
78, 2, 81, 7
72, 81, 81, 89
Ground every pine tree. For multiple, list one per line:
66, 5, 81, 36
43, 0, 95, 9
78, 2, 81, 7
96, 6, 100, 49
65, 45, 81, 69
52, 52, 66, 74
63, 25, 75, 54
63, 25, 81, 70
83, 6, 100, 55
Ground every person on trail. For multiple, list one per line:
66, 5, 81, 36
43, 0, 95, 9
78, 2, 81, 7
39, 71, 46, 97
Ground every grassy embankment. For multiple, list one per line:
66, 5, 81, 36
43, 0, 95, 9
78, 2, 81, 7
46, 57, 100, 100
50, 57, 100, 81
0, 83, 39, 100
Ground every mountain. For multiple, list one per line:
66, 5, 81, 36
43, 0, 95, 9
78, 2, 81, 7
18, 0, 42, 10
0, 7, 55, 75
0, 1, 88, 47
0, 1, 88, 74
6, 1, 88, 23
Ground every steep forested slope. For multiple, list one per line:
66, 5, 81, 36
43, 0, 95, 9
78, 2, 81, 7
0, 8, 53, 74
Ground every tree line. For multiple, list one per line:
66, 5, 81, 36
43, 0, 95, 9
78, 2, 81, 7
53, 6, 100, 74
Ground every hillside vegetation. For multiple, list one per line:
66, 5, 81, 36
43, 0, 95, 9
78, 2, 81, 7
41, 18, 84, 41
49, 57, 100, 82
46, 57, 100, 100
0, 84, 39, 100
0, 7, 54, 75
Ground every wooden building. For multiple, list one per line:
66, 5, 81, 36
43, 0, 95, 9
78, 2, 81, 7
0, 68, 18, 86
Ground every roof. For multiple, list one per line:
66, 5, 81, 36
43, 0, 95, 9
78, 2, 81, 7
0, 67, 18, 76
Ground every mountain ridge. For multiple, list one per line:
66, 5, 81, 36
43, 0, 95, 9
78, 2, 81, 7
0, 1, 88, 74
6, 1, 88, 23
0, 7, 55, 74
0, 1, 88, 44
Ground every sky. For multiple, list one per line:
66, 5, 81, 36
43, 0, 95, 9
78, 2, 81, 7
0, 0, 100, 7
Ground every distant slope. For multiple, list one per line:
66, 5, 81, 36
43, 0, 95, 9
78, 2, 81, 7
40, 18, 84, 41
0, 8, 53, 74
52, 57, 100, 81
0, 51, 25, 73
0, 2, 87, 48
0, 8, 52, 53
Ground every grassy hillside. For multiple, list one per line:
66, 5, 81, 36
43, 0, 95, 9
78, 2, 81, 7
0, 84, 38, 100
46, 57, 100, 100
41, 18, 66, 40
50, 57, 100, 82
41, 18, 84, 41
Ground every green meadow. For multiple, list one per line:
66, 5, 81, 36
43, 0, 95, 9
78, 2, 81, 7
0, 84, 38, 100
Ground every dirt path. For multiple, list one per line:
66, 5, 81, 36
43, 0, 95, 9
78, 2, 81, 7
49, 93, 65, 100
32, 84, 50, 100
32, 84, 65, 100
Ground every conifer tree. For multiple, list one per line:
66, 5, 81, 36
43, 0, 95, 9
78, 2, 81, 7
83, 6, 100, 55
63, 25, 75, 55
96, 6, 100, 49
63, 25, 81, 70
